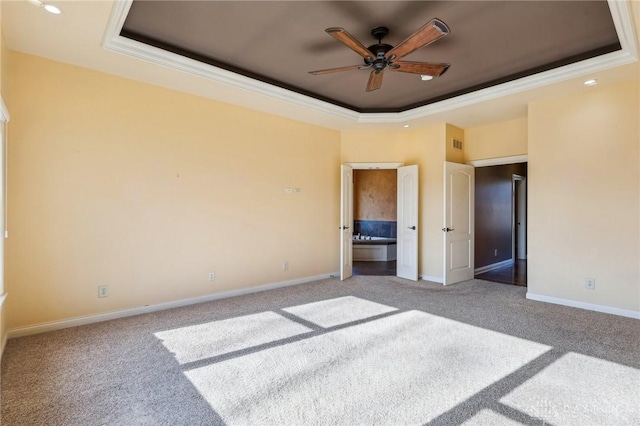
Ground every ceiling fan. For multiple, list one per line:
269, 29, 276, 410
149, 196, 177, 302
310, 19, 451, 92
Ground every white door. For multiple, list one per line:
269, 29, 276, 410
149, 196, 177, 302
443, 162, 474, 285
397, 165, 419, 281
340, 165, 353, 280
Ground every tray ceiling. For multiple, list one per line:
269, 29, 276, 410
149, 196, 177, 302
120, 1, 621, 113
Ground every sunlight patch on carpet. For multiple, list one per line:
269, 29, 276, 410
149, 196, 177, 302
154, 312, 313, 364
501, 352, 640, 425
282, 296, 397, 328
184, 310, 551, 425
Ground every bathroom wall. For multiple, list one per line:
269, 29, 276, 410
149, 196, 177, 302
353, 170, 397, 238
354, 170, 396, 220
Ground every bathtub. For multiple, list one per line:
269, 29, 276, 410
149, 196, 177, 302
352, 237, 397, 261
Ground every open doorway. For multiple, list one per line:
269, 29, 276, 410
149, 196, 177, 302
352, 168, 398, 276
473, 162, 527, 286
340, 163, 418, 281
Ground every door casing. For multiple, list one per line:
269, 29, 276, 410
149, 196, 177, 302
513, 175, 527, 261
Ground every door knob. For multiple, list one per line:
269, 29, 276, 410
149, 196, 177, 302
408, 226, 416, 230
442, 227, 454, 232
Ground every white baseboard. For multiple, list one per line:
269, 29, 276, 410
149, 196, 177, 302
7, 273, 336, 339
526, 292, 640, 320
475, 259, 514, 274
0, 293, 7, 361
420, 275, 444, 284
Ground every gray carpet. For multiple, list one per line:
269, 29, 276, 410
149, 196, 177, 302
2, 277, 639, 425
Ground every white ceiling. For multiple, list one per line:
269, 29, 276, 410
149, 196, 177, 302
3, 0, 639, 131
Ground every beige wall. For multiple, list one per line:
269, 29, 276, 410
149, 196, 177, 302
464, 117, 528, 162
341, 125, 446, 279
0, 0, 6, 356
445, 124, 465, 163
3, 48, 639, 335
528, 78, 640, 312
4, 51, 341, 329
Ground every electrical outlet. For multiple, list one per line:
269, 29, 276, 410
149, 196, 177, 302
98, 285, 108, 298
208, 272, 215, 281
585, 278, 595, 290
283, 261, 289, 271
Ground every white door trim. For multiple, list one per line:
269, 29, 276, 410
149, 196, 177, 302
340, 165, 353, 280
346, 162, 405, 170
512, 175, 527, 261
467, 155, 528, 168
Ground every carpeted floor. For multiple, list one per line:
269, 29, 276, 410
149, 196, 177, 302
1, 277, 639, 425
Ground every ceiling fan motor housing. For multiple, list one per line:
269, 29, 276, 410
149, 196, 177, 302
367, 26, 393, 71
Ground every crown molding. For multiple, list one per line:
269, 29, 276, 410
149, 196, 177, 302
102, 0, 639, 127
609, 0, 639, 58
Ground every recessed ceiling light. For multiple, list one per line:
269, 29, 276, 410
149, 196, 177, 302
584, 79, 598, 86
28, 0, 61, 15
403, 124, 410, 128
43, 4, 61, 15
420, 75, 434, 81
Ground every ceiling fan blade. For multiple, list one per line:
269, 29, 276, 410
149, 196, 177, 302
366, 70, 383, 92
326, 27, 375, 59
389, 61, 450, 77
309, 65, 363, 75
386, 18, 450, 61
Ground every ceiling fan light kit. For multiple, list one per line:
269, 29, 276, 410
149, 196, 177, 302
310, 18, 451, 92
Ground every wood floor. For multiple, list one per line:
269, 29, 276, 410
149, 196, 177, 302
475, 260, 527, 287
353, 260, 396, 276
